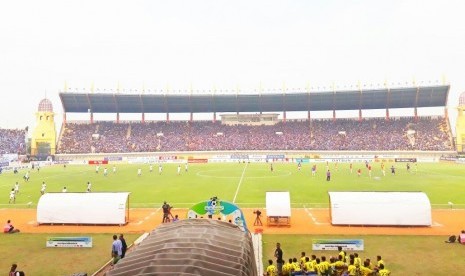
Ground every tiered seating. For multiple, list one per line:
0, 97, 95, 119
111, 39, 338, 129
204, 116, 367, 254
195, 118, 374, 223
57, 117, 453, 154
0, 128, 26, 154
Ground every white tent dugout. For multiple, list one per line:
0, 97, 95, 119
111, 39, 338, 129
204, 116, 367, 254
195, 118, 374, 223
266, 191, 291, 217
37, 192, 130, 225
329, 191, 432, 226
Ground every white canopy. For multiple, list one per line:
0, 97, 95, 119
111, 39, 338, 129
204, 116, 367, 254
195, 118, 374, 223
266, 191, 291, 217
37, 192, 130, 225
329, 191, 432, 226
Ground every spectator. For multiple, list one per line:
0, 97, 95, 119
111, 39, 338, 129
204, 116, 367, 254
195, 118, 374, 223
119, 234, 127, 259
4, 220, 20, 234
111, 234, 122, 265
9, 263, 25, 276
274, 242, 284, 275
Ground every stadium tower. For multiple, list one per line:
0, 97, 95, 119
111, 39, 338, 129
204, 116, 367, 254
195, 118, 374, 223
31, 98, 57, 157
457, 92, 465, 153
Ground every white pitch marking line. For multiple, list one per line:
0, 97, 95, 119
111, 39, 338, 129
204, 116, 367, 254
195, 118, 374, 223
135, 208, 159, 225
304, 206, 329, 225
232, 163, 248, 203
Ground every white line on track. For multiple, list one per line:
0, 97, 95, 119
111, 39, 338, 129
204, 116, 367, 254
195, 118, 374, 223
135, 209, 159, 225
303, 205, 329, 225
232, 163, 248, 203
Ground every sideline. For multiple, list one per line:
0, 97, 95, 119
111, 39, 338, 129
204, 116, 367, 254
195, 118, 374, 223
232, 163, 248, 203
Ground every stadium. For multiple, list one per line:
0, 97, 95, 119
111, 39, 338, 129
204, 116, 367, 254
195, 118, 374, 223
2, 83, 465, 275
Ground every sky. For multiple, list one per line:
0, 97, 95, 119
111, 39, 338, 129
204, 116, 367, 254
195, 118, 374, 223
0, 0, 464, 133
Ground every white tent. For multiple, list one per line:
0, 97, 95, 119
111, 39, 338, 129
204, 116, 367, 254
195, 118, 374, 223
37, 192, 130, 225
266, 191, 291, 217
329, 191, 432, 226
266, 191, 291, 225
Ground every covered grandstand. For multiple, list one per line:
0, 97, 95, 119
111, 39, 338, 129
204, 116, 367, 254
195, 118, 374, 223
56, 85, 454, 154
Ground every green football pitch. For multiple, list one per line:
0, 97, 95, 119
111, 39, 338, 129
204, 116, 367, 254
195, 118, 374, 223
2, 162, 465, 208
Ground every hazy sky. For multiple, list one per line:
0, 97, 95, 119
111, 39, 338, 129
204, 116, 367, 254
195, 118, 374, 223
0, 0, 464, 131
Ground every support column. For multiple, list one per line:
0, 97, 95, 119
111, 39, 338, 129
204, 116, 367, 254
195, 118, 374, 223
166, 113, 170, 122
142, 113, 145, 124
333, 110, 336, 121
359, 109, 362, 121
90, 112, 94, 124
414, 107, 418, 121
190, 112, 193, 122
213, 112, 216, 122
307, 111, 311, 120
386, 109, 390, 121
283, 111, 287, 123
116, 113, 120, 124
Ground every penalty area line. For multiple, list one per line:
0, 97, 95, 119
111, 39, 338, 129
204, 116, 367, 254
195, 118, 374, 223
232, 163, 248, 203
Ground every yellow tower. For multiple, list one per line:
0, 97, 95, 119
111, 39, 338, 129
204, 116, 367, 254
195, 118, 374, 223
457, 92, 465, 152
31, 98, 56, 156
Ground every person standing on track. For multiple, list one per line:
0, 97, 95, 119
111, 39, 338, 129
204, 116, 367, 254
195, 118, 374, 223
162, 201, 172, 223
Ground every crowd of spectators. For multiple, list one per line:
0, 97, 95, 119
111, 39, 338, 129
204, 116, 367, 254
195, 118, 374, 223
57, 117, 453, 154
0, 129, 26, 154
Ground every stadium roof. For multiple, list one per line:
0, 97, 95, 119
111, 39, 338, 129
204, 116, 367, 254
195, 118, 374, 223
59, 85, 449, 113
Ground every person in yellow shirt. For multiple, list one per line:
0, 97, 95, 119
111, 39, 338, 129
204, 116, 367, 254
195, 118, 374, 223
378, 263, 391, 276
365, 258, 374, 270
291, 257, 302, 275
359, 260, 374, 276
353, 253, 362, 268
315, 258, 324, 276
320, 256, 330, 275
300, 252, 307, 267
329, 256, 337, 276
376, 255, 385, 268
337, 246, 346, 261
310, 255, 316, 267
347, 259, 357, 276
282, 258, 293, 276
334, 255, 346, 275
303, 256, 316, 275
265, 259, 277, 276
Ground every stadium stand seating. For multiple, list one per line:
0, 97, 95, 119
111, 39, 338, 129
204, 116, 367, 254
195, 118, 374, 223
0, 128, 26, 154
57, 117, 453, 154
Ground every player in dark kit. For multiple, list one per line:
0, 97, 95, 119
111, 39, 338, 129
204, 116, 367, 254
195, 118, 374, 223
162, 201, 173, 223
